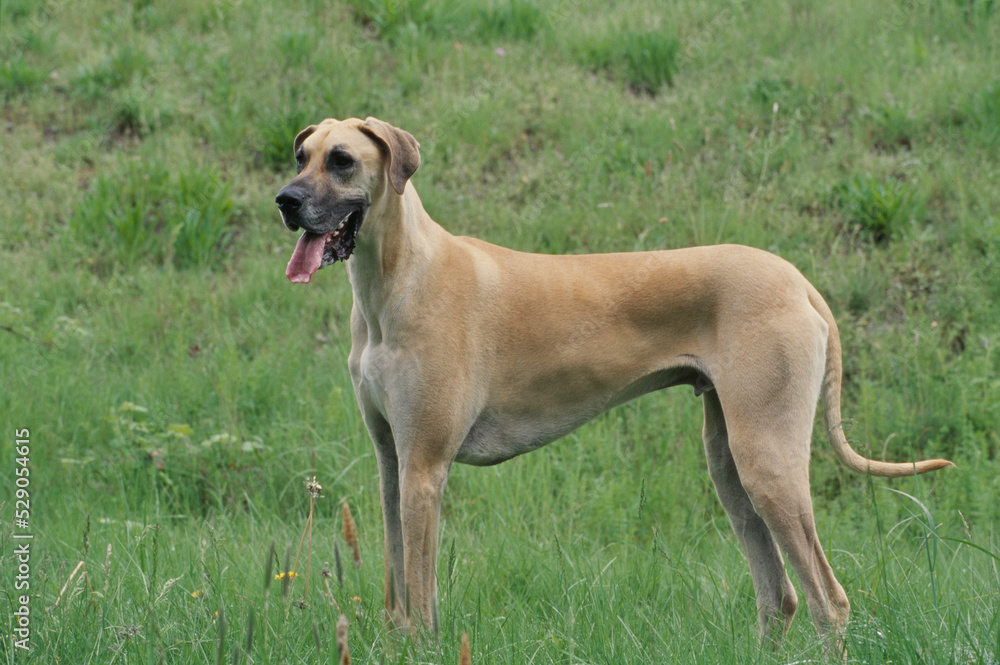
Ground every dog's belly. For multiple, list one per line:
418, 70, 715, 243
454, 365, 704, 466
455, 409, 590, 466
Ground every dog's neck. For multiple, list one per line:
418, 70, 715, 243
346, 183, 447, 336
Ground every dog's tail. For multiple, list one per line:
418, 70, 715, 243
808, 285, 955, 477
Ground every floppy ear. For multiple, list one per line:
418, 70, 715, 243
360, 117, 421, 195
293, 125, 317, 154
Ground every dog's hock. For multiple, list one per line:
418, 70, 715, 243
360, 117, 421, 195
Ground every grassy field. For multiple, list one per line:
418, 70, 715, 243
2, 0, 999, 662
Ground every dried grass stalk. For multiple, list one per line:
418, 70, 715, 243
459, 632, 472, 665
336, 614, 351, 665
342, 502, 361, 568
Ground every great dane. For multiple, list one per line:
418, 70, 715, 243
274, 116, 953, 648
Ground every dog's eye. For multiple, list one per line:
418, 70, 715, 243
295, 150, 306, 173
327, 150, 355, 171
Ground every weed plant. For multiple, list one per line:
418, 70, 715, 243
830, 175, 920, 244
582, 29, 681, 94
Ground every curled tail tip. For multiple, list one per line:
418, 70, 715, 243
851, 455, 957, 477
910, 457, 956, 475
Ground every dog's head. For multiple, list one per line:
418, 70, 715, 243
276, 117, 420, 284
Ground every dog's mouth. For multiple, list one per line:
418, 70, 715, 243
286, 208, 364, 284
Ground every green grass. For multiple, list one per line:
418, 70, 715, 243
2, 0, 1000, 662
477, 0, 547, 41
67, 159, 235, 271
581, 28, 681, 94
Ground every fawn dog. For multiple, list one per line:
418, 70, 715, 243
275, 117, 953, 648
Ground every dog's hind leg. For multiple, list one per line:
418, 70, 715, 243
723, 394, 851, 651
702, 390, 799, 646
734, 451, 850, 645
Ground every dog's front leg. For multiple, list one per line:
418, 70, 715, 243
369, 420, 406, 628
398, 450, 451, 636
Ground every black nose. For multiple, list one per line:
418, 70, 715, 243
275, 186, 305, 212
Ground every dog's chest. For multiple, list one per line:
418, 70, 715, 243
354, 344, 393, 421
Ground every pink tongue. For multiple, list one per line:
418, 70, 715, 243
286, 232, 331, 284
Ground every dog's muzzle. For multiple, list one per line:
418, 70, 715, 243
277, 186, 368, 284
